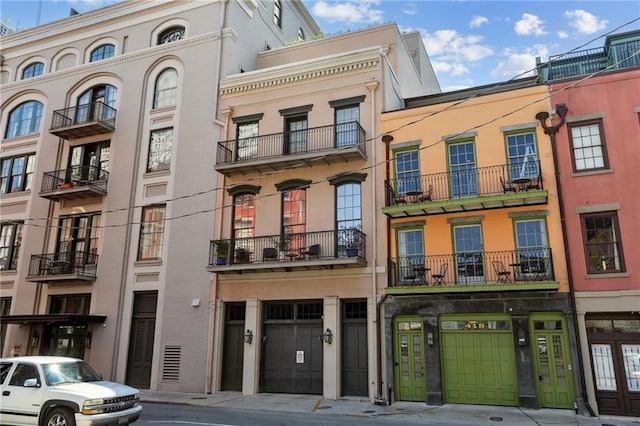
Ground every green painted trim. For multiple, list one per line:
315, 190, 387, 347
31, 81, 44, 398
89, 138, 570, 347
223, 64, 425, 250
381, 190, 549, 214
385, 281, 560, 295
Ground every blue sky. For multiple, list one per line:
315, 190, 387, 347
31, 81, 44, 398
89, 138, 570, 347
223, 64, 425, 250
2, 0, 638, 91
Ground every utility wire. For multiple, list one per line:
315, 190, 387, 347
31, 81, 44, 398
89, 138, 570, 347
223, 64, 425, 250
8, 18, 640, 231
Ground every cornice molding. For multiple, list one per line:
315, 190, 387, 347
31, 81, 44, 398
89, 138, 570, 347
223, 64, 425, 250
1, 32, 225, 95
220, 49, 381, 96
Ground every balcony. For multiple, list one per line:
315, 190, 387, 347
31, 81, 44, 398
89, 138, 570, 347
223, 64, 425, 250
207, 229, 366, 274
26, 252, 98, 283
49, 101, 116, 140
39, 165, 108, 201
387, 249, 557, 294
383, 162, 546, 218
215, 122, 366, 176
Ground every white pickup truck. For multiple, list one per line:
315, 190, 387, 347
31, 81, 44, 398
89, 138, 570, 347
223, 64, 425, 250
0, 356, 142, 426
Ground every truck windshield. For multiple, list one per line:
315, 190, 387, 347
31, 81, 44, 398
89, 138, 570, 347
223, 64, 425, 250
42, 360, 102, 385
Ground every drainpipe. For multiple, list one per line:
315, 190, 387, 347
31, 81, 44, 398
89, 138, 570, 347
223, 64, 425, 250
365, 79, 380, 403
375, 133, 393, 404
535, 104, 594, 417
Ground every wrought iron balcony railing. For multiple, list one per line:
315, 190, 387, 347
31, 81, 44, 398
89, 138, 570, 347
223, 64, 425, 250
40, 165, 108, 200
216, 121, 366, 167
384, 161, 543, 207
388, 248, 554, 289
50, 101, 116, 139
26, 251, 99, 282
546, 39, 640, 81
208, 228, 366, 271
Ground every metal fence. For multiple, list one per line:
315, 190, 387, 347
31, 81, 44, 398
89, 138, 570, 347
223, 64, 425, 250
40, 165, 109, 193
27, 252, 99, 279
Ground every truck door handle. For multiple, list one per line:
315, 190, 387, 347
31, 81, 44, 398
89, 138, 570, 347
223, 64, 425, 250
2, 391, 9, 396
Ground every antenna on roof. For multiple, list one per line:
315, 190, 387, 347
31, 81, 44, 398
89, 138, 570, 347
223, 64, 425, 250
70, 8, 79, 16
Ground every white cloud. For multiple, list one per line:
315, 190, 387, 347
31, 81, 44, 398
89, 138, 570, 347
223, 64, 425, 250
564, 10, 608, 34
402, 3, 417, 16
557, 31, 569, 39
515, 13, 546, 36
491, 45, 549, 78
422, 29, 493, 62
311, 0, 384, 24
470, 15, 488, 28
432, 60, 470, 77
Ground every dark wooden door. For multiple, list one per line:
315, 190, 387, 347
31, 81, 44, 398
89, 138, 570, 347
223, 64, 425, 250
342, 300, 368, 396
126, 292, 157, 388
221, 303, 245, 391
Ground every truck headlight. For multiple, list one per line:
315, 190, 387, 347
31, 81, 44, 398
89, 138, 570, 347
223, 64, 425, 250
82, 398, 105, 415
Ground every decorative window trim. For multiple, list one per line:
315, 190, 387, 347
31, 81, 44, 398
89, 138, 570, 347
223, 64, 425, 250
575, 203, 621, 214
328, 172, 367, 185
157, 26, 186, 45
391, 140, 421, 151
232, 113, 264, 124
566, 112, 605, 123
391, 220, 425, 229
508, 210, 549, 218
329, 95, 366, 109
275, 179, 312, 192
443, 131, 477, 141
447, 215, 485, 224
499, 123, 537, 133
228, 184, 261, 196
279, 104, 313, 117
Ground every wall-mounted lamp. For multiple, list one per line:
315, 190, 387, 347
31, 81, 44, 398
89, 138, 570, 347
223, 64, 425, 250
30, 331, 40, 348
321, 328, 333, 344
85, 331, 93, 348
517, 327, 528, 346
243, 329, 253, 344
426, 331, 434, 347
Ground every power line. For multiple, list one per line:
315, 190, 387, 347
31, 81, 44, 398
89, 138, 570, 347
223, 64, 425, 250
7, 19, 639, 231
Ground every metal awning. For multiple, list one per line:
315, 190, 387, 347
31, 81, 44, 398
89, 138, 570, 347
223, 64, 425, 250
0, 314, 107, 324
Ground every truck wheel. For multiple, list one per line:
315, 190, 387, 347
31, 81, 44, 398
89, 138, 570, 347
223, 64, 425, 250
45, 407, 76, 426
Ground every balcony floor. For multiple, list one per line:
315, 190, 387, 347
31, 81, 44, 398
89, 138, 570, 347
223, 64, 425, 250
208, 256, 366, 274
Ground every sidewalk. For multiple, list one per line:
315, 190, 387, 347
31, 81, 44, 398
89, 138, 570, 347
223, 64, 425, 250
140, 390, 640, 425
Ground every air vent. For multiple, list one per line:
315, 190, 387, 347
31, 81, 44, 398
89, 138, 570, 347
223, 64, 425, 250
162, 346, 181, 381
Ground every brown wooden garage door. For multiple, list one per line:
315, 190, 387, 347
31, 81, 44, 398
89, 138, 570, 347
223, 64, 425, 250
261, 301, 323, 394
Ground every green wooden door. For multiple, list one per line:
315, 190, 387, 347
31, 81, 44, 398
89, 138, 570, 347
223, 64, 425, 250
393, 317, 426, 401
531, 314, 575, 408
440, 315, 518, 406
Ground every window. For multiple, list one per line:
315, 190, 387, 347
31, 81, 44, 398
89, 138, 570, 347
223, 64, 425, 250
68, 141, 110, 183
398, 228, 424, 280
581, 212, 624, 273
0, 222, 23, 270
449, 141, 477, 197
233, 194, 256, 240
453, 224, 484, 283
138, 205, 166, 260
282, 188, 305, 251
56, 213, 101, 266
0, 153, 35, 194
8, 364, 39, 386
515, 219, 550, 279
76, 85, 117, 124
507, 131, 538, 179
147, 128, 172, 172
285, 115, 307, 154
158, 26, 185, 44
569, 120, 608, 171
153, 68, 178, 109
297, 27, 305, 41
21, 62, 44, 79
273, 0, 282, 28
236, 121, 259, 160
395, 150, 420, 194
90, 44, 115, 62
336, 183, 362, 231
5, 101, 43, 139
335, 105, 360, 147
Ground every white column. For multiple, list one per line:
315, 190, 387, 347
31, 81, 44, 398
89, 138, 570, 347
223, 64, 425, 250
324, 296, 340, 399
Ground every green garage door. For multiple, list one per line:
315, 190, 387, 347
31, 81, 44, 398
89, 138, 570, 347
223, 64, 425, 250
441, 314, 518, 406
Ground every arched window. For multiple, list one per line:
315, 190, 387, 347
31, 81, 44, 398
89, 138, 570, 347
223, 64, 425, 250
5, 101, 43, 139
89, 44, 115, 62
21, 62, 44, 79
76, 84, 117, 123
158, 26, 185, 45
153, 68, 178, 109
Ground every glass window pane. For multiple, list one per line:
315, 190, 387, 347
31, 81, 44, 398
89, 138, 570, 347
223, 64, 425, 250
148, 128, 172, 172
622, 344, 640, 392
591, 344, 617, 391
